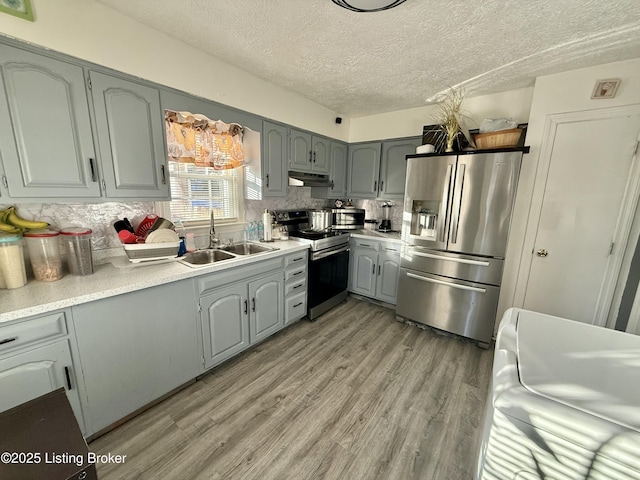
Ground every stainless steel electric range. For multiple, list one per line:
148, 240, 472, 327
273, 210, 349, 320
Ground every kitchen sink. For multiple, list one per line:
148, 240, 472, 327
180, 249, 235, 266
221, 242, 278, 255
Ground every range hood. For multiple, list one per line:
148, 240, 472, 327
288, 171, 332, 187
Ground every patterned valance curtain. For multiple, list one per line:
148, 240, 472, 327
165, 110, 245, 170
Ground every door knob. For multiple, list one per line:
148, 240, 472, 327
536, 248, 549, 257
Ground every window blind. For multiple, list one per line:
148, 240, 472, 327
167, 161, 241, 223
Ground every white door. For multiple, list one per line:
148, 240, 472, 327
522, 110, 640, 324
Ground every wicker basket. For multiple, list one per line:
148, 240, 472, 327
123, 242, 180, 263
474, 128, 522, 149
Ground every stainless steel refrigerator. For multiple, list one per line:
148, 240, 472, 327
396, 150, 524, 347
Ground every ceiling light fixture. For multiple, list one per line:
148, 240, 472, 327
331, 0, 407, 13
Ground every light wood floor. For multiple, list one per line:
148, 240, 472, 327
90, 297, 493, 480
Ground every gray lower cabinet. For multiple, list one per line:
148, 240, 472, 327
89, 71, 169, 199
200, 283, 249, 369
0, 44, 101, 199
284, 251, 308, 324
0, 311, 85, 434
198, 256, 287, 370
349, 238, 401, 304
249, 271, 284, 343
72, 280, 199, 436
262, 121, 288, 197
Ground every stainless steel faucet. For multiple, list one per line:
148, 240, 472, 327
208, 210, 219, 249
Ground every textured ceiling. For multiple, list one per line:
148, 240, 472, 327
96, 0, 640, 117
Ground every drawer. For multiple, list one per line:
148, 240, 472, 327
0, 312, 67, 355
285, 291, 307, 325
285, 277, 307, 296
284, 265, 307, 283
379, 242, 401, 254
284, 251, 308, 268
352, 238, 379, 250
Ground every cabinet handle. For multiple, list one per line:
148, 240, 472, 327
309, 150, 313, 163
380, 180, 384, 191
64, 366, 73, 390
378, 265, 381, 275
372, 264, 376, 275
293, 283, 303, 289
89, 158, 97, 182
160, 164, 166, 184
266, 174, 270, 188
330, 180, 335, 190
313, 151, 316, 163
360, 243, 370, 247
0, 337, 17, 346
373, 181, 377, 192
244, 299, 248, 314
293, 270, 303, 276
252, 298, 256, 312
294, 302, 303, 308
385, 247, 398, 252
292, 257, 303, 262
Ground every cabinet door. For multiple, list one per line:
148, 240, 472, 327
72, 280, 199, 435
376, 252, 400, 304
311, 136, 330, 174
329, 141, 348, 197
200, 283, 249, 369
89, 71, 169, 199
348, 142, 381, 199
290, 129, 312, 172
0, 45, 100, 199
349, 248, 377, 297
249, 272, 284, 343
0, 340, 84, 432
379, 137, 421, 199
262, 121, 288, 197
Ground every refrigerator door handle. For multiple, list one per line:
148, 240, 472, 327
411, 250, 490, 267
439, 164, 454, 243
450, 163, 466, 244
406, 272, 486, 293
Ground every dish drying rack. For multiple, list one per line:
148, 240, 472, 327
123, 242, 181, 263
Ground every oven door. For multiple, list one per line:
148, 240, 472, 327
308, 244, 350, 313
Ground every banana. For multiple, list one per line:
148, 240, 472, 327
6, 208, 49, 230
0, 221, 21, 234
0, 208, 10, 224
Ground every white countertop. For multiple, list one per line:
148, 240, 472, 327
0, 240, 309, 324
349, 229, 403, 243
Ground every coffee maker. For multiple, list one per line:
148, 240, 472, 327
379, 202, 393, 232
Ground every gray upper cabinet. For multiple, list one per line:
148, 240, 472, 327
347, 142, 381, 198
0, 44, 101, 199
262, 121, 288, 197
89, 71, 169, 199
290, 129, 312, 172
378, 137, 421, 199
289, 128, 330, 175
310, 140, 347, 199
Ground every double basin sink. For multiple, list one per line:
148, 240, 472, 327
179, 242, 278, 267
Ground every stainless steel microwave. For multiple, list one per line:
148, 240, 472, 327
332, 208, 365, 230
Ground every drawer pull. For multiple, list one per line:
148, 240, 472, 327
385, 247, 398, 252
244, 299, 248, 314
406, 272, 486, 293
412, 251, 490, 267
294, 302, 303, 308
360, 243, 371, 247
292, 257, 304, 262
0, 337, 17, 346
293, 271, 304, 276
293, 283, 303, 289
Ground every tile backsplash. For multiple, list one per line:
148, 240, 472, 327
353, 199, 403, 231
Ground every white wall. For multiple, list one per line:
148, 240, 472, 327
348, 87, 534, 142
0, 0, 349, 140
497, 57, 640, 326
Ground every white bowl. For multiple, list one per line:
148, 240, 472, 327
416, 144, 435, 154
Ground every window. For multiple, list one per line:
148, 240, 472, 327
166, 162, 243, 224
